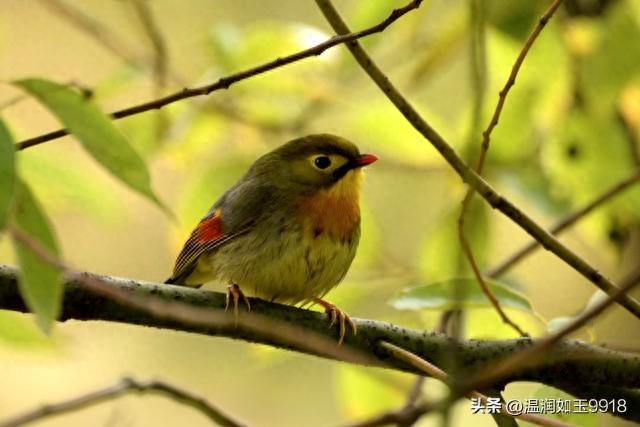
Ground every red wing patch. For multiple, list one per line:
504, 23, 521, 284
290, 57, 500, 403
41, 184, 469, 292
169, 208, 230, 283
196, 211, 224, 242
168, 208, 254, 285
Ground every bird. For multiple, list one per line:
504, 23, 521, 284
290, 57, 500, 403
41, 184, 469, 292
165, 134, 377, 343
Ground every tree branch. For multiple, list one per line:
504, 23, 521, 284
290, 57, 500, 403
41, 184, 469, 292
131, 0, 169, 91
480, 0, 564, 152
14, 0, 423, 150
39, 0, 148, 71
380, 341, 572, 427
0, 264, 639, 421
458, 266, 640, 405
312, 0, 640, 320
0, 377, 245, 427
488, 169, 640, 278
457, 0, 564, 338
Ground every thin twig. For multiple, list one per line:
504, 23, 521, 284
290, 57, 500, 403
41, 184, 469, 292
341, 402, 431, 427
489, 169, 640, 277
313, 0, 640, 319
353, 318, 429, 427
0, 95, 29, 111
616, 106, 640, 167
458, 0, 564, 337
0, 377, 245, 427
15, 0, 423, 150
459, 266, 640, 398
39, 0, 145, 69
41, 0, 186, 91
480, 0, 564, 155
458, 216, 528, 335
130, 0, 169, 91
405, 377, 425, 407
342, 376, 428, 427
130, 0, 171, 142
380, 342, 574, 427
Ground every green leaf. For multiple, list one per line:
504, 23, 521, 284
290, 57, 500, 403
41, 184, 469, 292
0, 118, 16, 230
390, 278, 533, 312
13, 78, 166, 213
10, 180, 63, 333
0, 311, 56, 349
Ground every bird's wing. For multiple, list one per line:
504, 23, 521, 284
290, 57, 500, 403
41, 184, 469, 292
166, 178, 276, 285
165, 207, 250, 284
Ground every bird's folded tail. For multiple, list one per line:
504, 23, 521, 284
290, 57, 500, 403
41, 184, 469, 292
164, 276, 181, 285
164, 266, 198, 286
164, 208, 226, 287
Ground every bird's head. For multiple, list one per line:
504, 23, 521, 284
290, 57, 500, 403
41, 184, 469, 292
253, 134, 378, 196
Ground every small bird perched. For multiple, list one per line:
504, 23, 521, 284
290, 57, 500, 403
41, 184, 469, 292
165, 134, 377, 343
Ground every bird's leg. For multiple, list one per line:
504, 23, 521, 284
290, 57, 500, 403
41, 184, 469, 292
312, 297, 357, 345
225, 284, 251, 319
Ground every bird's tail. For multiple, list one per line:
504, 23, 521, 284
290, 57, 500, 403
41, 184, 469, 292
164, 272, 203, 288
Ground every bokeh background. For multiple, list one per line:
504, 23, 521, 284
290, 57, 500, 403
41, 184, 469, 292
1, 0, 640, 426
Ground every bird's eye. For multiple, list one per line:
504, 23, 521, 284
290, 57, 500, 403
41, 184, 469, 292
313, 155, 332, 170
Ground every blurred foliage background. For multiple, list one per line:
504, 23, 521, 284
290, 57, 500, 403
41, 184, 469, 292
1, 0, 640, 426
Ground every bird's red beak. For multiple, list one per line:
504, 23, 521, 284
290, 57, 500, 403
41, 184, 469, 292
354, 153, 378, 167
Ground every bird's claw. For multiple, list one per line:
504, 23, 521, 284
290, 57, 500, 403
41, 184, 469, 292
313, 298, 356, 345
226, 284, 250, 322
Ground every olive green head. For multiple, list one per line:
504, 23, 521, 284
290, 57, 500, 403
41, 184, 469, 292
249, 134, 378, 193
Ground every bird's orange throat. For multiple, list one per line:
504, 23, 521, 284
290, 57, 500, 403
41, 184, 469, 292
298, 169, 362, 238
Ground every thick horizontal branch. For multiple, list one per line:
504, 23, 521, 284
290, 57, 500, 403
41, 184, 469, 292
14, 0, 422, 150
0, 264, 639, 421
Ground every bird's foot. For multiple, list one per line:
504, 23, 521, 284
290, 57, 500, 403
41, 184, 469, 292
226, 284, 251, 320
312, 298, 356, 345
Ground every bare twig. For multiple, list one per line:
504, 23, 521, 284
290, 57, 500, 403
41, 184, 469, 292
380, 342, 574, 427
460, 266, 640, 398
341, 402, 431, 427
489, 169, 640, 277
468, 0, 487, 137
405, 377, 425, 407
0, 95, 29, 111
458, 0, 564, 337
0, 377, 245, 427
130, 0, 169, 91
457, 0, 522, 340
130, 0, 171, 142
341, 375, 428, 427
458, 213, 528, 335
313, 0, 640, 319
15, 0, 423, 150
616, 106, 640, 166
480, 0, 564, 154
40, 0, 145, 69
